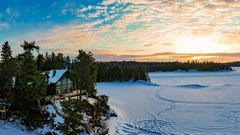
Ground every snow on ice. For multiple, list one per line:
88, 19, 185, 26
98, 67, 240, 134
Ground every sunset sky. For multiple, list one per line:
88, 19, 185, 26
0, 0, 240, 62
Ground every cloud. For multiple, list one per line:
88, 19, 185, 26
218, 31, 240, 45
72, 0, 239, 58
36, 24, 99, 54
6, 8, 20, 18
101, 0, 240, 42
1, 0, 239, 62
0, 23, 10, 31
93, 51, 240, 62
61, 9, 68, 15
144, 44, 153, 47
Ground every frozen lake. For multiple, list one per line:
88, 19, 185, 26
98, 67, 240, 135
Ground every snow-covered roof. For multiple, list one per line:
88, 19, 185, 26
47, 69, 67, 84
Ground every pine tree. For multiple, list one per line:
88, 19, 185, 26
61, 99, 90, 134
1, 41, 12, 61
20, 40, 39, 53
73, 50, 97, 99
51, 52, 56, 69
56, 53, 65, 69
0, 41, 17, 101
15, 41, 46, 128
37, 54, 45, 71
44, 52, 52, 70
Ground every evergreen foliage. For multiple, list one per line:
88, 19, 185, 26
72, 50, 97, 98
61, 50, 109, 134
226, 61, 240, 67
61, 99, 88, 134
139, 61, 232, 72
37, 54, 45, 71
97, 62, 150, 82
12, 41, 47, 129
97, 61, 231, 82
0, 41, 110, 134
20, 40, 39, 53
0, 41, 18, 102
43, 52, 69, 71
1, 41, 12, 61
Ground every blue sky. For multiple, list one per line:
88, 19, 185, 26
0, 0, 240, 62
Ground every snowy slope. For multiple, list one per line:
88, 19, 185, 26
0, 121, 30, 135
0, 104, 64, 135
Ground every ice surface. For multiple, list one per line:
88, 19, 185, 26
98, 67, 240, 134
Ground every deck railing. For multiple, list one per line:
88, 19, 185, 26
0, 99, 9, 119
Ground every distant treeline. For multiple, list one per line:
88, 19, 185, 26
137, 61, 232, 72
96, 62, 150, 82
225, 62, 240, 67
36, 54, 232, 82
96, 61, 232, 82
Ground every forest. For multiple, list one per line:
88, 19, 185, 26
96, 61, 232, 82
226, 61, 240, 67
0, 41, 109, 134
15, 49, 231, 83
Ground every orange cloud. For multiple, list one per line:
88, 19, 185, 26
144, 44, 153, 47
6, 0, 239, 62
93, 51, 240, 62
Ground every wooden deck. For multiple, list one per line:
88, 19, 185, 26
46, 90, 87, 100
0, 99, 9, 119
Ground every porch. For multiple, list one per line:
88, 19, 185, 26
0, 99, 9, 120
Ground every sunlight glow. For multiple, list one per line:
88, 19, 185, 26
191, 56, 217, 60
175, 36, 226, 54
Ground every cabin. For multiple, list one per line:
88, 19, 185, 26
46, 69, 75, 96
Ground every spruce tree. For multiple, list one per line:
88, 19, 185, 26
51, 52, 56, 69
56, 53, 65, 69
61, 99, 91, 134
37, 54, 45, 71
0, 41, 17, 101
20, 40, 39, 53
1, 41, 12, 61
73, 50, 97, 99
44, 52, 52, 70
16, 41, 46, 128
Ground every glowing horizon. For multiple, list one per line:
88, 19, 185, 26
0, 0, 239, 62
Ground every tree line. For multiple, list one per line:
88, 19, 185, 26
96, 61, 231, 82
140, 61, 232, 72
13, 50, 231, 83
96, 62, 150, 82
225, 61, 240, 67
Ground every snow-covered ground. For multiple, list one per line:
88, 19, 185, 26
0, 121, 31, 135
1, 67, 240, 134
98, 67, 240, 134
0, 104, 64, 135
